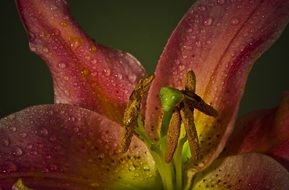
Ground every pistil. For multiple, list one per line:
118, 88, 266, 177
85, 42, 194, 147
121, 71, 217, 190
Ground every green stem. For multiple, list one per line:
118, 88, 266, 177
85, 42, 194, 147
174, 137, 187, 190
150, 150, 174, 190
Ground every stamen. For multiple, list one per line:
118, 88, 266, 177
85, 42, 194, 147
183, 91, 218, 117
184, 70, 217, 117
180, 101, 200, 161
185, 70, 196, 92
121, 75, 154, 152
160, 70, 217, 162
165, 109, 181, 163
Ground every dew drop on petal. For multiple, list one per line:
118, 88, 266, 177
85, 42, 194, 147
198, 5, 206, 11
2, 161, 18, 173
231, 18, 240, 25
27, 144, 33, 149
49, 136, 57, 142
40, 128, 49, 136
195, 41, 201, 47
42, 47, 49, 53
129, 165, 136, 171
143, 166, 150, 171
14, 147, 23, 156
20, 132, 27, 138
91, 59, 97, 64
204, 17, 213, 26
217, 0, 225, 5
2, 139, 10, 146
60, 21, 68, 27
91, 72, 97, 77
103, 69, 111, 76
90, 182, 100, 188
49, 164, 58, 171
45, 154, 52, 160
58, 63, 66, 69
129, 75, 137, 83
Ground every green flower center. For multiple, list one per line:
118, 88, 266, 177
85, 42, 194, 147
121, 71, 217, 190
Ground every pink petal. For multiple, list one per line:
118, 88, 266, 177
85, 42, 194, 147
145, 0, 289, 170
0, 105, 159, 189
16, 0, 146, 123
192, 153, 289, 189
224, 92, 289, 169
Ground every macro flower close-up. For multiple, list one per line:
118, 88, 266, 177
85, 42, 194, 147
1, 0, 289, 189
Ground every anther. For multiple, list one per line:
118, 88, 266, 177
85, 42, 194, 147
121, 75, 154, 152
165, 109, 181, 163
159, 70, 217, 162
180, 101, 200, 161
185, 70, 196, 92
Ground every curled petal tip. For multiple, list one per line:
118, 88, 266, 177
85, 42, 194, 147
16, 0, 146, 123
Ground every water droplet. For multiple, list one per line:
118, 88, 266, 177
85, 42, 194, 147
10, 127, 17, 132
128, 75, 137, 83
206, 40, 212, 44
43, 47, 49, 53
98, 154, 105, 160
20, 132, 27, 138
69, 116, 76, 122
60, 21, 68, 27
217, 0, 225, 4
91, 59, 97, 64
198, 5, 206, 11
46, 154, 52, 159
81, 68, 90, 77
179, 65, 185, 71
2, 139, 10, 146
49, 136, 57, 142
195, 41, 201, 47
143, 166, 150, 171
129, 165, 135, 171
103, 69, 111, 76
91, 182, 100, 187
69, 36, 82, 49
49, 164, 58, 171
204, 17, 213, 26
89, 46, 97, 53
117, 74, 123, 80
14, 147, 23, 156
198, 162, 205, 167
58, 63, 66, 68
231, 18, 240, 25
40, 128, 49, 136
2, 161, 17, 173
27, 144, 33, 149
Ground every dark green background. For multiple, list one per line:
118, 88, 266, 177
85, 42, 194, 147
1, 0, 289, 118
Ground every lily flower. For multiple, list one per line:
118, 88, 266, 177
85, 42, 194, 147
1, 0, 289, 189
